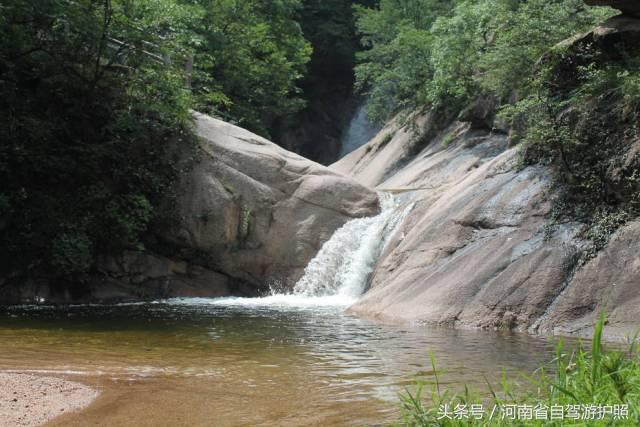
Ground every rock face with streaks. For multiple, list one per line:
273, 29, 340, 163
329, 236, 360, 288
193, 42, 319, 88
333, 111, 639, 341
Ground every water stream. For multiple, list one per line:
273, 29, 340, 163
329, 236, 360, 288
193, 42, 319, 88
0, 194, 569, 426
339, 102, 381, 158
206, 193, 410, 309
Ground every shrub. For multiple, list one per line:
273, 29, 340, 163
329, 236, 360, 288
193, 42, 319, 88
499, 42, 640, 259
399, 314, 640, 426
353, 0, 610, 122
0, 0, 193, 276
51, 230, 93, 275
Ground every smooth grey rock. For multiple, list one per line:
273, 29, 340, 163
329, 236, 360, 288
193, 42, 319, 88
333, 111, 639, 342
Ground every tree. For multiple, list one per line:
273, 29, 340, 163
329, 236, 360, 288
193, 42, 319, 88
354, 0, 454, 121
353, 0, 610, 121
0, 0, 192, 275
183, 0, 312, 136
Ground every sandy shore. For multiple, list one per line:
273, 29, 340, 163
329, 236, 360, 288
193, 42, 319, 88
0, 373, 98, 426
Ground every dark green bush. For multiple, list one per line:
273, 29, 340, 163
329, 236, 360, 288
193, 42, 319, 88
0, 0, 193, 276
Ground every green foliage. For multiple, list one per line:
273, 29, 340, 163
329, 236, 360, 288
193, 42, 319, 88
479, 0, 612, 98
381, 132, 394, 147
0, 0, 193, 276
100, 195, 154, 252
184, 0, 312, 136
356, 25, 436, 120
354, 0, 454, 121
51, 229, 94, 275
442, 132, 454, 148
354, 0, 610, 122
0, 0, 323, 277
580, 209, 629, 262
425, 1, 497, 112
621, 71, 640, 114
399, 314, 640, 426
500, 42, 640, 257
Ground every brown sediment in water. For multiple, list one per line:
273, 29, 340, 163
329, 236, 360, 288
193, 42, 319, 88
0, 303, 572, 426
46, 375, 389, 427
0, 373, 98, 426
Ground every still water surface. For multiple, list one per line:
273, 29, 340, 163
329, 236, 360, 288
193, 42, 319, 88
0, 298, 565, 426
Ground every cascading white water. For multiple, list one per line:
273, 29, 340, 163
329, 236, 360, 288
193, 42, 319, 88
292, 193, 412, 301
176, 193, 412, 308
339, 102, 381, 158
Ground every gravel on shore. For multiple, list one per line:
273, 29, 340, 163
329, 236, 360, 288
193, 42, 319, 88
0, 373, 99, 426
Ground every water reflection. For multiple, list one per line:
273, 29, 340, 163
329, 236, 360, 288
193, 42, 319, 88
0, 300, 564, 425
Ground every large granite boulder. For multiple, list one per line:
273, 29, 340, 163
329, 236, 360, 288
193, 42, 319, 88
159, 113, 380, 292
0, 113, 379, 304
334, 112, 639, 342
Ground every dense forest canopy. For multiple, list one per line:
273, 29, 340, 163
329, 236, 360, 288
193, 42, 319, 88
0, 0, 638, 279
353, 0, 614, 121
0, 0, 194, 276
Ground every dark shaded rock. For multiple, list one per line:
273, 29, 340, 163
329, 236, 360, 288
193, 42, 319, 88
585, 0, 640, 18
457, 96, 497, 130
0, 252, 235, 304
270, 96, 359, 165
561, 15, 640, 59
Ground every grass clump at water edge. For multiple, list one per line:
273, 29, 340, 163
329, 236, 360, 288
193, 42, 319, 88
398, 314, 640, 426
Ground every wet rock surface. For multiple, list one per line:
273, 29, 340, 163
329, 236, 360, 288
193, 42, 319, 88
334, 113, 639, 341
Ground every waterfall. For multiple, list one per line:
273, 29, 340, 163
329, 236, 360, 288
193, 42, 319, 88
175, 193, 413, 308
292, 193, 411, 300
339, 102, 381, 158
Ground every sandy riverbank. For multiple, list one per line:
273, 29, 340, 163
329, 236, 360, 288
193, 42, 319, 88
0, 373, 98, 426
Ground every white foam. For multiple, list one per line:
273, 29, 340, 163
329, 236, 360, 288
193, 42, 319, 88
164, 295, 356, 308
163, 193, 412, 309
293, 193, 410, 299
